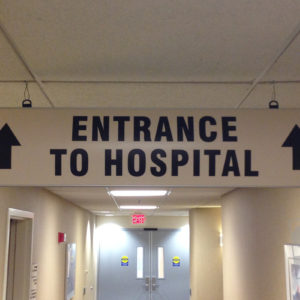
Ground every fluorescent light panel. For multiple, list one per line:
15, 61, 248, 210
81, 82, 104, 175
110, 190, 168, 197
120, 205, 158, 210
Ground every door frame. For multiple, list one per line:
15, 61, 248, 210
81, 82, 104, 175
2, 208, 34, 300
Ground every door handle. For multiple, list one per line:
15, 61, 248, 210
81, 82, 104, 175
151, 277, 157, 291
145, 277, 150, 291
145, 277, 158, 291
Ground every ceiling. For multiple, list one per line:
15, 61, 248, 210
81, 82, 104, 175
47, 187, 233, 216
0, 0, 299, 215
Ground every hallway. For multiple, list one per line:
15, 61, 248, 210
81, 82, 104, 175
1, 187, 300, 300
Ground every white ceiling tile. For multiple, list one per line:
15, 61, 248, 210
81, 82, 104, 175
0, 31, 31, 80
264, 35, 300, 81
1, 0, 300, 81
44, 82, 249, 108
81, 203, 117, 211
46, 187, 228, 214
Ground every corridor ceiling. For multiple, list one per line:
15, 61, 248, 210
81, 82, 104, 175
0, 0, 299, 215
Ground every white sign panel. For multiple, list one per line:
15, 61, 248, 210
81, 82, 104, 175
0, 108, 299, 187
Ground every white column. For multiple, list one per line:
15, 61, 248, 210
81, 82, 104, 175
190, 208, 223, 300
222, 188, 300, 300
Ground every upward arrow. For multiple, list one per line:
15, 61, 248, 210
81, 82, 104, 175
282, 125, 300, 170
0, 124, 21, 169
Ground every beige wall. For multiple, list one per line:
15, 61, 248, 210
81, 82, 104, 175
0, 187, 96, 300
222, 188, 300, 300
190, 208, 223, 300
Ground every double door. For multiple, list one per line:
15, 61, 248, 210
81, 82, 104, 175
98, 228, 190, 300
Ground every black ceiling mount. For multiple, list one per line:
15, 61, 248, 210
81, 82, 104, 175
22, 99, 32, 108
269, 100, 279, 109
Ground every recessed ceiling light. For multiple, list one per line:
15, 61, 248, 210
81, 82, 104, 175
109, 190, 168, 197
119, 205, 158, 210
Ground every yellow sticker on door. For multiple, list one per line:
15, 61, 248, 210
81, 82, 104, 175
172, 256, 180, 267
121, 256, 129, 266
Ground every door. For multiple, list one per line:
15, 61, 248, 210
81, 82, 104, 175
5, 218, 33, 300
98, 227, 190, 300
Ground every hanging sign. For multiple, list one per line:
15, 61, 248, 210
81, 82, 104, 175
0, 108, 300, 187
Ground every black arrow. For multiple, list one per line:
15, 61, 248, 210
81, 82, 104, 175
0, 124, 21, 169
282, 125, 300, 170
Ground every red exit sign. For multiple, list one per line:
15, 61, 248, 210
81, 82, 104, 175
132, 214, 146, 224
